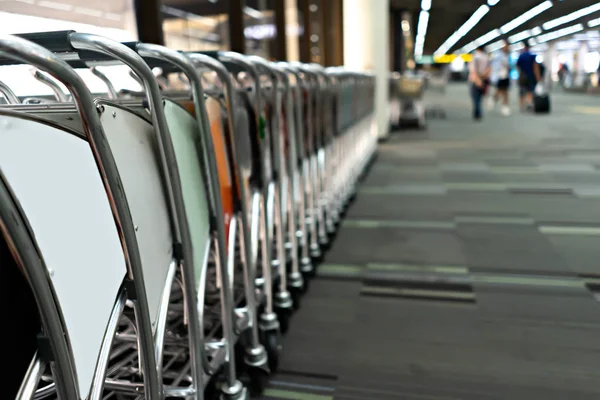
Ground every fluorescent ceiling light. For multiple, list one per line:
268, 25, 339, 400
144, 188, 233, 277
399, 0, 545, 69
537, 23, 584, 43
543, 2, 600, 30
510, 42, 525, 52
459, 29, 500, 54
531, 26, 543, 35
486, 39, 506, 53
488, 0, 500, 6
500, 0, 553, 34
421, 0, 431, 11
243, 6, 263, 19
462, 42, 478, 54
508, 29, 533, 43
435, 4, 489, 54
476, 29, 501, 45
415, 10, 430, 57
589, 16, 600, 27
417, 10, 430, 38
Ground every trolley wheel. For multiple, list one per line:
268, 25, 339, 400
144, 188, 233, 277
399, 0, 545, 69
263, 329, 282, 373
300, 276, 310, 293
275, 306, 292, 334
245, 365, 269, 396
289, 285, 302, 310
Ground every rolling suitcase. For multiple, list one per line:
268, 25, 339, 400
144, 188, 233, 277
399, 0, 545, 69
534, 94, 550, 113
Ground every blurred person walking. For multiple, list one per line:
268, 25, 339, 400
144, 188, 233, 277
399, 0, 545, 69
517, 42, 541, 111
489, 43, 511, 116
469, 46, 490, 121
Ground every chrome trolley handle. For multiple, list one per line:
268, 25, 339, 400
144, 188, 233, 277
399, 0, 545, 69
0, 77, 20, 104
31, 69, 69, 102
90, 67, 118, 99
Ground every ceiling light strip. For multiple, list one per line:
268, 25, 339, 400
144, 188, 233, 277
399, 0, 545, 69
459, 28, 500, 54
415, 11, 430, 57
537, 23, 584, 43
543, 2, 600, 30
589, 17, 600, 27
500, 0, 553, 34
435, 4, 490, 55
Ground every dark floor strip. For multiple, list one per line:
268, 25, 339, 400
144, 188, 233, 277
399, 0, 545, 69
360, 285, 476, 304
277, 370, 338, 382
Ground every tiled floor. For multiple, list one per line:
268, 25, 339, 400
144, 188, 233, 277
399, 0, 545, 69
257, 85, 600, 399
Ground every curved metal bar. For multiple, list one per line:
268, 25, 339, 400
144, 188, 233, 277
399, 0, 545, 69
186, 52, 250, 389
16, 352, 45, 400
90, 67, 118, 99
0, 78, 20, 104
187, 53, 267, 373
305, 64, 335, 235
276, 63, 311, 272
246, 56, 289, 291
32, 69, 69, 102
89, 289, 127, 400
290, 63, 321, 256
128, 69, 143, 87
215, 53, 274, 271
136, 43, 223, 380
271, 63, 302, 281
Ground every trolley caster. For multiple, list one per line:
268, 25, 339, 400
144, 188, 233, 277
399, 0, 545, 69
220, 380, 248, 400
244, 365, 269, 397
319, 234, 330, 251
258, 312, 281, 372
287, 272, 304, 309
310, 243, 323, 263
275, 306, 291, 334
274, 291, 293, 334
289, 285, 302, 310
260, 327, 282, 373
300, 256, 315, 284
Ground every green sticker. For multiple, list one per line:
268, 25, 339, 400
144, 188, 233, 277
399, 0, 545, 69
259, 116, 266, 140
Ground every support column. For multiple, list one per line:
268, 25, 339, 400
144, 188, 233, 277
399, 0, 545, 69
299, 0, 312, 62
133, 0, 164, 45
229, 0, 246, 54
286, 0, 300, 61
343, 0, 390, 139
543, 42, 555, 89
274, 0, 288, 60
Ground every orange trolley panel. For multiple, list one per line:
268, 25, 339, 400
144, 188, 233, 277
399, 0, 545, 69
179, 98, 235, 239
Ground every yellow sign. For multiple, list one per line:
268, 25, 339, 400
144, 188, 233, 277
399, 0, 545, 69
433, 54, 473, 64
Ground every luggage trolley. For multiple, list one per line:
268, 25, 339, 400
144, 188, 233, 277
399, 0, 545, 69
305, 64, 338, 239
346, 72, 378, 189
246, 57, 304, 309
290, 64, 327, 264
269, 63, 307, 297
325, 69, 354, 212
186, 52, 284, 379
237, 56, 293, 332
275, 63, 315, 282
320, 69, 344, 229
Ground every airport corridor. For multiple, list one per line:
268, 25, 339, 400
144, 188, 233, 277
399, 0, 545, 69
259, 85, 600, 399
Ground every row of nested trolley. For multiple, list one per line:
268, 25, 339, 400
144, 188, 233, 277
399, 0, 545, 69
0, 30, 378, 400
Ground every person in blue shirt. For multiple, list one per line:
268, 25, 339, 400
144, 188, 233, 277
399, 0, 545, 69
517, 42, 541, 111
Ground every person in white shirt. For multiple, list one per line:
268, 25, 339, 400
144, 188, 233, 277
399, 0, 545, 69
469, 46, 491, 121
489, 42, 511, 116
